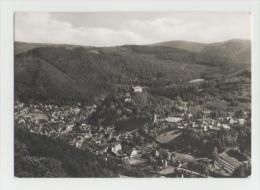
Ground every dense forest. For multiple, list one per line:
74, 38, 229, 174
14, 39, 250, 104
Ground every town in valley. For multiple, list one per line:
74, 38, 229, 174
15, 58, 251, 178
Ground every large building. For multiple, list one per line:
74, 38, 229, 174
132, 85, 143, 93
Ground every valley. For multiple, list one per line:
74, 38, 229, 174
14, 39, 251, 178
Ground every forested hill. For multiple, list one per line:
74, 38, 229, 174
14, 39, 251, 104
152, 39, 251, 64
15, 127, 119, 177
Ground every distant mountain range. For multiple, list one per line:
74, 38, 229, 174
14, 39, 251, 103
153, 39, 251, 63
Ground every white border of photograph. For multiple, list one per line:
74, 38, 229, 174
1, 1, 260, 190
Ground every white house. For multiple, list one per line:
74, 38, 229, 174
130, 148, 140, 158
202, 125, 208, 131
65, 124, 75, 133
227, 117, 236, 125
178, 125, 184, 129
189, 78, 205, 83
111, 142, 122, 155
191, 122, 197, 128
209, 125, 220, 131
153, 114, 158, 123
164, 117, 182, 123
83, 132, 92, 140
187, 113, 193, 119
125, 97, 131, 103
238, 119, 245, 125
132, 86, 143, 93
124, 93, 132, 102
222, 124, 231, 130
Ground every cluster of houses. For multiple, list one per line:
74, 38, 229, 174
14, 87, 250, 178
153, 108, 248, 133
14, 101, 96, 139
15, 100, 202, 176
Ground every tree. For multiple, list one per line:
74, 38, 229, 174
235, 109, 244, 118
142, 123, 149, 136
187, 161, 210, 176
232, 163, 251, 178
212, 146, 219, 161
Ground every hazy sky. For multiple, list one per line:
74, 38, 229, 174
15, 12, 251, 46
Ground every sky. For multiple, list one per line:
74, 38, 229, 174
15, 12, 251, 47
